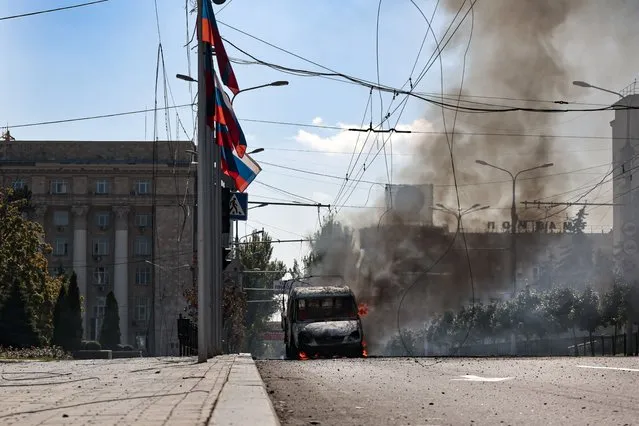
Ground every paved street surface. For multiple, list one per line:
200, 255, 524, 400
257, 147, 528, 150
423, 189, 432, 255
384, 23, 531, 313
0, 354, 278, 426
258, 356, 639, 425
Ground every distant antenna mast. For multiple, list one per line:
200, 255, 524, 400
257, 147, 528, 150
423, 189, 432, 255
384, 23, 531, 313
1, 127, 15, 141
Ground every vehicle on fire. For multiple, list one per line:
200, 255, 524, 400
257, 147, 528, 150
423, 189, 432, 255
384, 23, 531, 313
282, 285, 366, 360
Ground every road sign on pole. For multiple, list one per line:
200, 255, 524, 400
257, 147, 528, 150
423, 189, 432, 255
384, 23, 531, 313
229, 192, 248, 221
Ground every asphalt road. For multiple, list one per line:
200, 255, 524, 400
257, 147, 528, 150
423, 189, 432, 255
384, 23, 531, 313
257, 356, 639, 426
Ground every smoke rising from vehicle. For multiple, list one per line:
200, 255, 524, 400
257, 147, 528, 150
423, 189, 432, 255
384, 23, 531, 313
308, 0, 638, 353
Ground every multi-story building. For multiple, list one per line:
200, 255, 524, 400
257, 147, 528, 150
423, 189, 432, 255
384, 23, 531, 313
0, 139, 194, 355
611, 83, 639, 281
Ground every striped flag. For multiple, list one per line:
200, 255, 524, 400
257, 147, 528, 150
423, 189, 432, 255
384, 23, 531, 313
213, 73, 260, 191
221, 149, 262, 193
201, 0, 239, 95
199, 0, 260, 192
213, 72, 247, 158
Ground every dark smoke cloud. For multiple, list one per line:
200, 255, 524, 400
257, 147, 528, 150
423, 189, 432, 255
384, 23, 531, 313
310, 0, 639, 352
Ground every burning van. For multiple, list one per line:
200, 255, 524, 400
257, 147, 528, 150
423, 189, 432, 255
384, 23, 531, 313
282, 286, 366, 360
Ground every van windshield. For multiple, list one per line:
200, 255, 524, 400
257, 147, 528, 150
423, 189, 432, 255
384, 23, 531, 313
296, 296, 358, 321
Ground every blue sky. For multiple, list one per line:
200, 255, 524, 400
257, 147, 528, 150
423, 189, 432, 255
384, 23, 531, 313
0, 0, 633, 269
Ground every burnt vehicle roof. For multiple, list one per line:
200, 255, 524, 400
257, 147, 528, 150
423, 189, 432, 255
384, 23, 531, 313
290, 286, 354, 298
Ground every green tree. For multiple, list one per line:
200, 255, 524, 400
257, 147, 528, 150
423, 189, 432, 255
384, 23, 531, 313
303, 214, 356, 277
99, 292, 121, 350
600, 282, 631, 335
6, 185, 33, 215
491, 299, 514, 340
0, 188, 63, 344
0, 280, 40, 348
237, 231, 286, 357
511, 287, 543, 341
575, 287, 602, 356
66, 272, 83, 350
473, 302, 497, 342
557, 207, 593, 289
544, 287, 578, 335
52, 284, 68, 349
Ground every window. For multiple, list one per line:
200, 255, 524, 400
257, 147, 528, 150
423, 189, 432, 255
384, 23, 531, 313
95, 179, 109, 195
50, 179, 68, 194
95, 212, 110, 229
135, 266, 152, 285
93, 238, 109, 256
135, 213, 152, 228
12, 178, 25, 190
53, 211, 69, 226
134, 236, 151, 256
93, 267, 109, 285
53, 238, 69, 256
134, 180, 151, 195
91, 297, 107, 341
93, 296, 106, 318
296, 296, 357, 321
134, 297, 149, 321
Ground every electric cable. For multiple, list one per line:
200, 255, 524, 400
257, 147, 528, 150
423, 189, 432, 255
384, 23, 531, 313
0, 0, 108, 21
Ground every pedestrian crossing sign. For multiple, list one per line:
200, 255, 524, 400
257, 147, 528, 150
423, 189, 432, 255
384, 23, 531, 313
229, 192, 248, 221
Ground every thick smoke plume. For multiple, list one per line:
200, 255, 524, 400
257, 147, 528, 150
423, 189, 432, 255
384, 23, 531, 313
309, 0, 639, 353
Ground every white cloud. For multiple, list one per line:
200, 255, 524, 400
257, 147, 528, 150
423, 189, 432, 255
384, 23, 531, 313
312, 116, 323, 125
294, 118, 434, 155
311, 191, 332, 204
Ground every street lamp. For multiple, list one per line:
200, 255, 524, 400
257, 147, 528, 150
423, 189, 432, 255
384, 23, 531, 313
475, 160, 554, 294
176, 73, 196, 83
572, 80, 623, 98
231, 81, 289, 104
433, 203, 490, 231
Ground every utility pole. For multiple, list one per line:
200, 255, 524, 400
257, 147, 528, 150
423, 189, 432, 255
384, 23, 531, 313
196, 0, 223, 361
196, 0, 210, 362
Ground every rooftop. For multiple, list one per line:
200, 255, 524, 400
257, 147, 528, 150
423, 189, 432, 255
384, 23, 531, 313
290, 286, 353, 298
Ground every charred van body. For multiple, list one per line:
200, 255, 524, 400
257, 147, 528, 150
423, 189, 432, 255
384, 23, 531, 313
282, 286, 365, 360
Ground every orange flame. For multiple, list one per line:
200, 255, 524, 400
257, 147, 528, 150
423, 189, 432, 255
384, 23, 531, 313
298, 351, 309, 361
358, 303, 369, 317
362, 339, 368, 357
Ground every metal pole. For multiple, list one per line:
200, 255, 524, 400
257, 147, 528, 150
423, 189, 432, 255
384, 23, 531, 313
212, 115, 223, 356
235, 220, 239, 258
511, 177, 517, 296
196, 0, 211, 363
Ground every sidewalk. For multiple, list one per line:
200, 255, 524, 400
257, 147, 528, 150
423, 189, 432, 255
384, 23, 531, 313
0, 354, 279, 425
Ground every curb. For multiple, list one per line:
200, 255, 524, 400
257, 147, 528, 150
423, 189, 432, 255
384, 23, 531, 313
209, 353, 280, 426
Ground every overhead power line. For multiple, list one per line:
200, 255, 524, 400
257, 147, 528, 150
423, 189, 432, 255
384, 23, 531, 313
0, 0, 108, 21
219, 25, 638, 114
8, 104, 194, 129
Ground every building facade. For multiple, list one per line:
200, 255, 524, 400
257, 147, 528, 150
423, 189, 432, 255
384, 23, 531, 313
0, 139, 194, 355
611, 89, 639, 281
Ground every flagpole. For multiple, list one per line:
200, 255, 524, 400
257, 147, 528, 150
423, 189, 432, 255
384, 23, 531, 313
196, 0, 211, 362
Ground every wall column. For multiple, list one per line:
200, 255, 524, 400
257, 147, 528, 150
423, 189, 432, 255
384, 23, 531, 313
71, 205, 89, 339
113, 206, 130, 345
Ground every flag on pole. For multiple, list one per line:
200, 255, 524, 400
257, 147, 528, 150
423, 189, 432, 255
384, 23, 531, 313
213, 73, 260, 191
213, 72, 247, 158
221, 149, 262, 193
199, 0, 260, 192
201, 0, 239, 95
